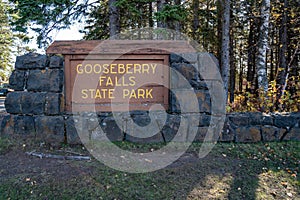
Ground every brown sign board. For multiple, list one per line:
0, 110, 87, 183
46, 40, 196, 112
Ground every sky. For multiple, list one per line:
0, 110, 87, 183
30, 23, 85, 54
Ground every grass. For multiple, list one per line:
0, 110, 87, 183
0, 136, 299, 200
0, 136, 12, 154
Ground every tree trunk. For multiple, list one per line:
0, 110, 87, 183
246, 18, 255, 91
276, 0, 288, 91
157, 0, 167, 28
174, 0, 181, 33
255, 0, 270, 92
149, 1, 154, 28
192, 0, 199, 38
220, 0, 231, 104
109, 0, 120, 37
229, 27, 235, 103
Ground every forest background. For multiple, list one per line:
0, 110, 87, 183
0, 0, 299, 113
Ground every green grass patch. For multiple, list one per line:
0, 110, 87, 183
0, 140, 299, 199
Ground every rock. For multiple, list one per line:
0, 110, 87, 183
13, 115, 35, 135
125, 132, 164, 143
65, 116, 82, 145
162, 115, 180, 142
236, 126, 261, 142
194, 127, 208, 142
27, 69, 63, 92
170, 89, 201, 113
283, 128, 300, 141
181, 53, 198, 63
101, 117, 124, 142
195, 90, 211, 113
15, 53, 48, 70
21, 92, 46, 115
229, 114, 249, 127
170, 68, 193, 89
45, 93, 62, 115
198, 53, 220, 80
171, 63, 198, 82
35, 116, 65, 146
9, 70, 25, 91
274, 114, 297, 128
49, 55, 63, 68
261, 125, 285, 141
220, 118, 235, 142
199, 114, 211, 127
0, 115, 35, 136
5, 92, 22, 114
0, 115, 14, 135
170, 53, 182, 63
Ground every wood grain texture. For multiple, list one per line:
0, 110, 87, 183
46, 40, 198, 55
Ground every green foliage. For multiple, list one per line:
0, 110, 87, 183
8, 0, 95, 48
154, 3, 187, 23
0, 0, 14, 81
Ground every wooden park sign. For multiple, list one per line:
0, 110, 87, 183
47, 40, 195, 112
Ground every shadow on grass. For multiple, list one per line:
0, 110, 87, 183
0, 140, 299, 199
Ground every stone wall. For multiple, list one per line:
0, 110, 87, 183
0, 53, 299, 146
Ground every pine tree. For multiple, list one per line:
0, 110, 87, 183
0, 0, 13, 81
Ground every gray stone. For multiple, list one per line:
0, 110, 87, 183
125, 132, 164, 143
162, 115, 180, 142
35, 116, 65, 146
49, 55, 63, 68
13, 115, 35, 135
199, 114, 211, 127
27, 69, 63, 92
190, 80, 208, 90
181, 53, 198, 63
0, 115, 35, 136
49, 69, 63, 92
162, 127, 176, 142
65, 116, 82, 145
195, 90, 211, 113
170, 53, 182, 63
274, 115, 297, 128
15, 53, 48, 70
261, 125, 284, 141
197, 53, 220, 80
248, 112, 263, 125
101, 117, 124, 142
131, 113, 151, 126
45, 93, 62, 115
283, 128, 300, 141
170, 89, 202, 113
170, 68, 192, 89
21, 92, 46, 115
9, 70, 25, 91
171, 63, 198, 82
220, 118, 235, 142
0, 115, 14, 135
220, 128, 235, 142
235, 126, 261, 143
170, 116, 190, 142
67, 115, 94, 144
194, 127, 208, 142
229, 114, 249, 126
261, 114, 273, 125
5, 92, 22, 114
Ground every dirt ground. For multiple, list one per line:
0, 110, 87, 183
0, 137, 299, 199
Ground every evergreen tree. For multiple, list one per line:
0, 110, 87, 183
0, 0, 13, 81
